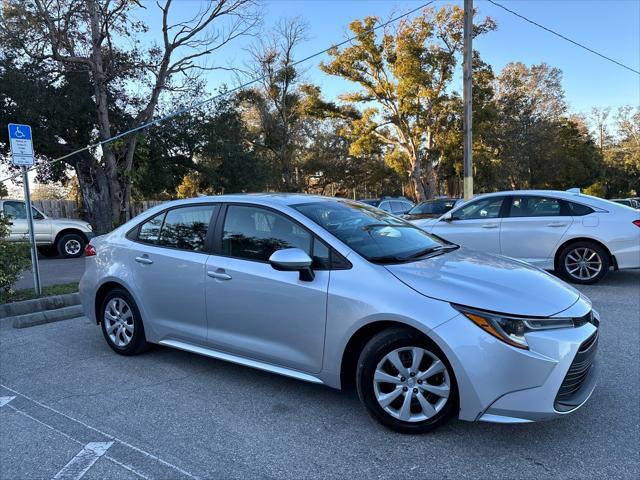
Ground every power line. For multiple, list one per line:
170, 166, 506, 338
1, 1, 434, 186
487, 0, 640, 75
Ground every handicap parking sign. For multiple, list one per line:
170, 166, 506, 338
8, 123, 35, 166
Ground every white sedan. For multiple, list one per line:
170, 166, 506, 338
410, 190, 640, 284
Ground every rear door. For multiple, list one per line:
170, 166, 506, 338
500, 195, 573, 266
126, 203, 219, 344
430, 196, 506, 254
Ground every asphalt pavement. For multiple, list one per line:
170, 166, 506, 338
1, 271, 638, 479
13, 257, 85, 290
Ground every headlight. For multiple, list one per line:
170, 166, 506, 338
86, 223, 93, 231
452, 304, 576, 350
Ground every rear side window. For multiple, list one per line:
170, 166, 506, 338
566, 202, 594, 216
158, 205, 216, 251
138, 212, 165, 244
509, 196, 562, 217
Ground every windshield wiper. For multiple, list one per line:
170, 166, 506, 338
403, 244, 459, 260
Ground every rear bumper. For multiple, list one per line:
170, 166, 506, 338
430, 310, 598, 423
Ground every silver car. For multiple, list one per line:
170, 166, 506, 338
80, 194, 598, 433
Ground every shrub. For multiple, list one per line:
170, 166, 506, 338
0, 213, 31, 300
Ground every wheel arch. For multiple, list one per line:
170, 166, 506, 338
94, 281, 130, 325
339, 320, 438, 390
54, 228, 90, 245
554, 237, 617, 271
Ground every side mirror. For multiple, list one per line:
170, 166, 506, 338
441, 211, 453, 222
269, 248, 315, 281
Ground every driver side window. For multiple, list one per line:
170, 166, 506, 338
453, 197, 505, 220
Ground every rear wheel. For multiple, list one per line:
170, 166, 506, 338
56, 233, 85, 258
356, 328, 457, 433
99, 289, 148, 356
558, 241, 609, 284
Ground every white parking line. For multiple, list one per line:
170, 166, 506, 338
52, 442, 114, 480
1, 384, 199, 480
0, 396, 16, 407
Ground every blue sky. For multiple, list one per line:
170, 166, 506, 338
135, 0, 640, 114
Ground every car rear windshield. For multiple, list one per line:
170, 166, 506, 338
294, 200, 449, 264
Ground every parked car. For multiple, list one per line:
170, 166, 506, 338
612, 198, 640, 209
402, 198, 461, 221
80, 194, 598, 433
410, 190, 640, 284
0, 199, 94, 258
358, 197, 415, 215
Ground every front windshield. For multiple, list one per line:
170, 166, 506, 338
409, 200, 455, 215
294, 200, 454, 263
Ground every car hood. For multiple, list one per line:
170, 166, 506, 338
403, 213, 439, 221
385, 248, 580, 317
409, 217, 439, 229
51, 218, 92, 231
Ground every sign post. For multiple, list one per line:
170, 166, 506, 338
8, 123, 41, 296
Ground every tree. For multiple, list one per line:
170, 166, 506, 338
320, 6, 495, 201
0, 0, 259, 232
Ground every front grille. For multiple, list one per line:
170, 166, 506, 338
555, 329, 598, 410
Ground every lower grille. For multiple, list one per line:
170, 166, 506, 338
555, 330, 598, 411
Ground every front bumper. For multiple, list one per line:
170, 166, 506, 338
431, 308, 598, 423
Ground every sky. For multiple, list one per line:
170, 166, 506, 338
3, 0, 639, 195
135, 0, 640, 114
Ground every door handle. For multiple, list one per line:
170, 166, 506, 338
207, 270, 232, 281
547, 222, 567, 227
481, 223, 498, 229
135, 256, 153, 265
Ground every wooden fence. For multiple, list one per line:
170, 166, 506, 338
33, 199, 166, 220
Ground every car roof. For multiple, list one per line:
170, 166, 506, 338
156, 193, 347, 209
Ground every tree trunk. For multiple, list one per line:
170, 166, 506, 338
74, 154, 114, 234
410, 157, 428, 202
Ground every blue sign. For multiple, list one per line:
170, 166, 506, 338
8, 123, 34, 165
8, 123, 32, 141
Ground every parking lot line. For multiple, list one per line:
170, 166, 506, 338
0, 396, 16, 407
0, 383, 200, 480
52, 442, 114, 480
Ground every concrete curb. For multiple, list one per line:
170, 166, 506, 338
2, 305, 84, 330
0, 292, 80, 318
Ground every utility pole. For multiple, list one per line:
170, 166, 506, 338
463, 0, 473, 200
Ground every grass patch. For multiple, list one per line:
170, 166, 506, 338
0, 282, 79, 305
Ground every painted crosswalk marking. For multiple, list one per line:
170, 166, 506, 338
52, 442, 114, 480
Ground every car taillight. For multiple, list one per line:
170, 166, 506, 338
634, 220, 640, 228
84, 244, 96, 256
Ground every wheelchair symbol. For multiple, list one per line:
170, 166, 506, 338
14, 126, 26, 138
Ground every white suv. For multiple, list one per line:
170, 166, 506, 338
410, 190, 640, 284
1, 199, 94, 258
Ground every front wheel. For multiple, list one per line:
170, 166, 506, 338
57, 233, 86, 258
356, 328, 457, 433
558, 241, 610, 284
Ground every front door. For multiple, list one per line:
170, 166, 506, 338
2, 201, 52, 243
430, 196, 507, 254
205, 204, 329, 374
127, 204, 218, 343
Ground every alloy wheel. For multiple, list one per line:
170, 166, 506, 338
564, 247, 602, 281
64, 239, 82, 256
373, 346, 451, 422
103, 298, 134, 347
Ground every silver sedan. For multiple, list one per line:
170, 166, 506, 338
80, 194, 598, 433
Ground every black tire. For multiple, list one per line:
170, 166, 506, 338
99, 288, 149, 356
356, 328, 458, 434
37, 245, 58, 258
557, 241, 610, 285
56, 232, 86, 258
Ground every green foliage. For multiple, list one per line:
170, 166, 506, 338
0, 282, 78, 305
0, 214, 31, 297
